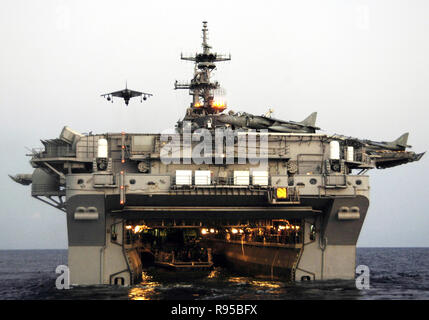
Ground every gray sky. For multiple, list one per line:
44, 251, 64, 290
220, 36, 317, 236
0, 0, 428, 249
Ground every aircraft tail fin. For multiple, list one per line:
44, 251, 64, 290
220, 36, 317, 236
392, 132, 409, 148
299, 112, 317, 127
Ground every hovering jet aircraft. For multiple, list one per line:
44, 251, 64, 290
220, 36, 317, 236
217, 111, 319, 133
101, 82, 153, 106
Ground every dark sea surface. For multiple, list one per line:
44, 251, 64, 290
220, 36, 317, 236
0, 248, 428, 300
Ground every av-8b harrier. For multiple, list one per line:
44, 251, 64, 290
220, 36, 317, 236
101, 82, 153, 106
217, 111, 319, 133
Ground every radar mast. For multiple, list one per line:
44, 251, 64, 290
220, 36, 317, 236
175, 21, 231, 116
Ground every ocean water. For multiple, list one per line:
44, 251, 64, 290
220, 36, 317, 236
0, 248, 428, 300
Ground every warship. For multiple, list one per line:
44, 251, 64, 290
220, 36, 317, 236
10, 22, 424, 286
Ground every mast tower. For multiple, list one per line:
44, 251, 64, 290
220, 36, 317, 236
175, 21, 231, 116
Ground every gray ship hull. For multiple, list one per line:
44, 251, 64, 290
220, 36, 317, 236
64, 191, 368, 285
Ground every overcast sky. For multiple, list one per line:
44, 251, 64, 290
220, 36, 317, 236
0, 0, 428, 249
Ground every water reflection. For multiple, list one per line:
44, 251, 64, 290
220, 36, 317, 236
227, 276, 248, 284
226, 276, 281, 289
128, 271, 160, 300
250, 280, 281, 289
127, 268, 361, 300
207, 269, 220, 279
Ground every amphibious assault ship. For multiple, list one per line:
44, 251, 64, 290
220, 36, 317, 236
10, 22, 424, 286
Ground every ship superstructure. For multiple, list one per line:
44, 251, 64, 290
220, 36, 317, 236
175, 22, 230, 114
10, 22, 423, 286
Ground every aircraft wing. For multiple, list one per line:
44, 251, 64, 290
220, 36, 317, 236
100, 90, 127, 98
101, 89, 153, 98
127, 89, 144, 98
260, 116, 302, 127
140, 91, 153, 97
269, 117, 289, 125
126, 89, 153, 98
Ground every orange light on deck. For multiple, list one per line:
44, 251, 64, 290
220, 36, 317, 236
194, 102, 202, 108
125, 225, 132, 230
120, 200, 124, 205
231, 228, 238, 234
